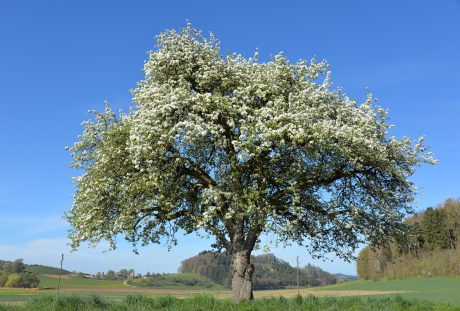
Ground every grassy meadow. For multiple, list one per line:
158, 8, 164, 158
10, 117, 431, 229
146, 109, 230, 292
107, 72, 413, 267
1, 275, 460, 309
38, 275, 128, 289
0, 273, 227, 303
0, 294, 459, 311
127, 273, 224, 290
320, 277, 460, 305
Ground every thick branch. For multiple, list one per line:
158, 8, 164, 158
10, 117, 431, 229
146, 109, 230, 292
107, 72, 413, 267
131, 208, 231, 250
244, 164, 268, 250
269, 167, 371, 204
218, 114, 239, 174
244, 222, 263, 250
180, 166, 216, 187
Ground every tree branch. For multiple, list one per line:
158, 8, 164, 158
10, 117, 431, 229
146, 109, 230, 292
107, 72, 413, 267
269, 167, 372, 204
180, 166, 216, 187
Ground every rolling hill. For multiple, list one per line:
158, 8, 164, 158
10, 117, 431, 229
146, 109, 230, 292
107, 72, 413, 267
180, 252, 337, 289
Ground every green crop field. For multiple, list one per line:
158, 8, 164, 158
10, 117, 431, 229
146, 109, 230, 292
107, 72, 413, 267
0, 273, 226, 304
320, 277, 460, 305
0, 275, 128, 303
127, 273, 225, 290
38, 275, 127, 289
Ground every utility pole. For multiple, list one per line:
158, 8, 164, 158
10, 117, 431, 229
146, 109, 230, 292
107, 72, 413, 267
57, 253, 64, 294
296, 256, 300, 296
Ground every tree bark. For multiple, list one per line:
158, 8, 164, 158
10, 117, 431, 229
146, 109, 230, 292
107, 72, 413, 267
231, 249, 254, 302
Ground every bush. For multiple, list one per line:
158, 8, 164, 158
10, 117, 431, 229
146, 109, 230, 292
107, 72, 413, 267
4, 274, 23, 288
0, 274, 8, 287
1, 272, 40, 288
22, 273, 40, 288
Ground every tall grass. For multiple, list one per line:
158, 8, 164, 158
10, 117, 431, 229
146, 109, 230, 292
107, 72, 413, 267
0, 294, 458, 311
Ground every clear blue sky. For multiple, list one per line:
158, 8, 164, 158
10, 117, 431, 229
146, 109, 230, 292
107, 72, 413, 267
0, 0, 459, 275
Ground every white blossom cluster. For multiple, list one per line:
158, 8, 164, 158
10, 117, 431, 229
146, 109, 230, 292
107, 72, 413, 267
67, 24, 436, 259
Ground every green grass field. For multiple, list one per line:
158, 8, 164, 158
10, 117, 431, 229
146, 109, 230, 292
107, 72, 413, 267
38, 275, 127, 289
0, 294, 459, 311
320, 277, 460, 305
0, 275, 128, 303
2, 276, 460, 308
0, 273, 224, 303
127, 273, 224, 290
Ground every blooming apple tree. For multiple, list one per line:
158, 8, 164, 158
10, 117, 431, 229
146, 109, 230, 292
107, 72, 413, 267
66, 24, 436, 301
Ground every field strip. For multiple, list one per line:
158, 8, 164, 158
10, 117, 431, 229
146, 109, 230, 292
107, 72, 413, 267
57, 287, 227, 295
51, 287, 411, 298
42, 274, 72, 279
252, 288, 411, 298
304, 290, 411, 297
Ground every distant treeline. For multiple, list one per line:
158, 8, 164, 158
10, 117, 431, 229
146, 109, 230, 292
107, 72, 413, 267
179, 252, 337, 289
91, 269, 181, 280
0, 259, 40, 288
358, 198, 460, 280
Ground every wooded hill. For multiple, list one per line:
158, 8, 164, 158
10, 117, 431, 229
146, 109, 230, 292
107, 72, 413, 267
179, 252, 337, 289
357, 198, 460, 279
0, 260, 70, 275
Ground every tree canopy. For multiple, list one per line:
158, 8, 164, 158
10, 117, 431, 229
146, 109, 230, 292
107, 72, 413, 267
66, 24, 436, 301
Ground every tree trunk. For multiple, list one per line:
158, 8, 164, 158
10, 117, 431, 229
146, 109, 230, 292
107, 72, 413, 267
231, 249, 254, 302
